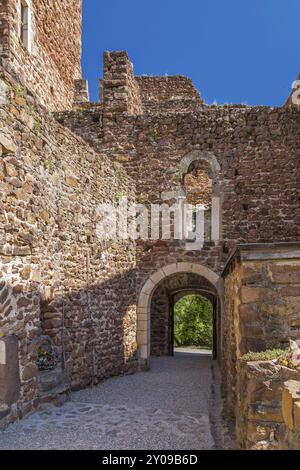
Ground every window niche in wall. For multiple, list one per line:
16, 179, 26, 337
179, 151, 222, 248
184, 163, 213, 243
20, 0, 32, 52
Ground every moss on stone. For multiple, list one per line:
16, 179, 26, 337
12, 84, 25, 97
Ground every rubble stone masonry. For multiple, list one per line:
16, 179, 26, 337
237, 360, 300, 450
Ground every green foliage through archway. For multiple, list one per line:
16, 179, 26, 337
174, 295, 213, 349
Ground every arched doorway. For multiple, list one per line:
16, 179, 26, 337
137, 263, 223, 369
150, 273, 218, 359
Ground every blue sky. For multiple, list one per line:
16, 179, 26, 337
82, 0, 300, 106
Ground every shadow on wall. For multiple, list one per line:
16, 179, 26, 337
0, 268, 138, 422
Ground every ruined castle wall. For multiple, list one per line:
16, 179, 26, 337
58, 104, 300, 299
101, 106, 300, 248
0, 0, 82, 111
0, 65, 137, 424
99, 52, 204, 115
58, 54, 300, 289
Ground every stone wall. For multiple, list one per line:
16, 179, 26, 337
280, 380, 300, 449
222, 255, 241, 416
184, 169, 212, 206
0, 64, 137, 425
223, 243, 300, 417
99, 51, 204, 115
237, 360, 300, 450
59, 101, 300, 250
0, 0, 82, 111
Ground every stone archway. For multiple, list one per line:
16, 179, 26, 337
179, 150, 221, 178
137, 263, 223, 369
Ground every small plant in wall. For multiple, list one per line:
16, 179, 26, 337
34, 119, 42, 132
241, 341, 300, 370
11, 84, 26, 98
43, 158, 53, 170
115, 191, 125, 203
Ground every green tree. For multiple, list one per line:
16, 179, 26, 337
174, 295, 213, 348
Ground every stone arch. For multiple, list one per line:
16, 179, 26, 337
180, 150, 221, 184
173, 288, 216, 304
137, 262, 223, 368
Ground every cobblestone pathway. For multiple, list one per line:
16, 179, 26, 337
0, 351, 224, 450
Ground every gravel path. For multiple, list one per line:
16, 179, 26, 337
0, 350, 223, 450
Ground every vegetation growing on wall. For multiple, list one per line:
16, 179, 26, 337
174, 295, 213, 349
241, 349, 287, 362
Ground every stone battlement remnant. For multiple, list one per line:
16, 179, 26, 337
82, 50, 299, 115
100, 51, 143, 115
99, 50, 204, 114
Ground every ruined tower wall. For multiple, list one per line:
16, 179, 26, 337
0, 0, 82, 111
100, 51, 204, 114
